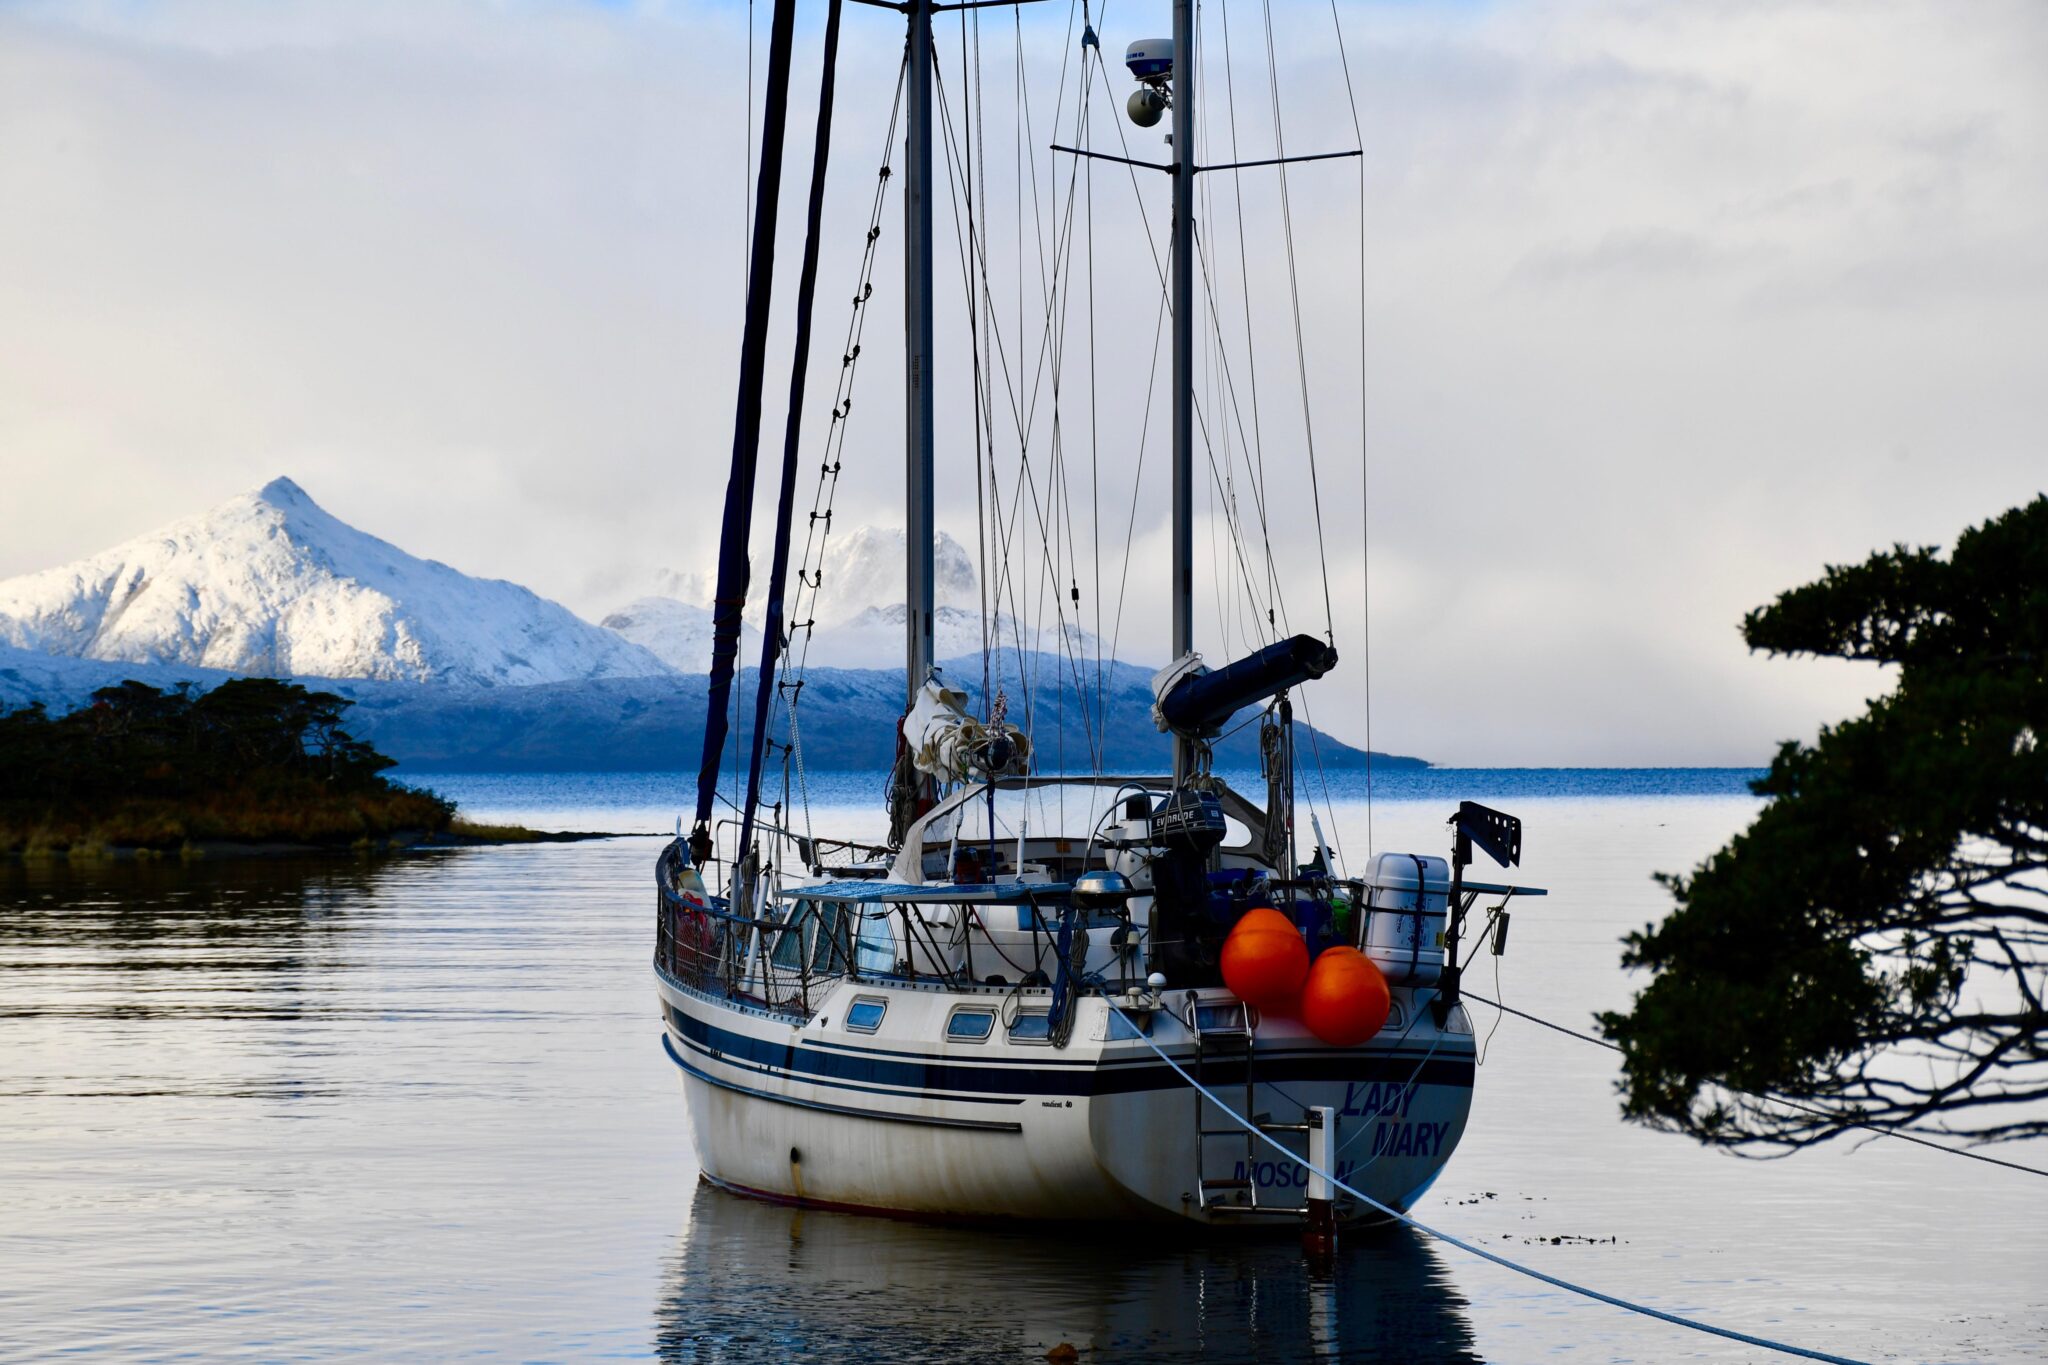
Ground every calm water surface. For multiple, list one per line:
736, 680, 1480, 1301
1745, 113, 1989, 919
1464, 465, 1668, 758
2, 774, 2043, 1361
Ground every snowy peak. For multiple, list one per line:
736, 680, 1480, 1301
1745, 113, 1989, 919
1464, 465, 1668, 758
805, 603, 1103, 670
599, 527, 1110, 672
0, 477, 672, 687
814, 526, 980, 624
255, 474, 313, 509
600, 596, 762, 673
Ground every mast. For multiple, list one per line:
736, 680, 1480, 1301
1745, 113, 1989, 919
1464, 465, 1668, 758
885, 0, 939, 848
1170, 0, 1196, 785
904, 0, 937, 704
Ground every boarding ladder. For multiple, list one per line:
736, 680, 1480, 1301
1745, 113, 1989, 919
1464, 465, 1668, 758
1189, 996, 1311, 1216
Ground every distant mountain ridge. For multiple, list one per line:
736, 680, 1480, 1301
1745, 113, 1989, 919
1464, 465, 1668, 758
0, 479, 1414, 770
0, 478, 669, 687
612, 527, 993, 671
0, 643, 1425, 774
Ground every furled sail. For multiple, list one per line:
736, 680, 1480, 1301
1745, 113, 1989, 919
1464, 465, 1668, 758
735, 0, 845, 868
691, 0, 799, 855
904, 677, 1030, 785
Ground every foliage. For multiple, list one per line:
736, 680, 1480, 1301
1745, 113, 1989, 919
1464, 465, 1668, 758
0, 679, 452, 851
1599, 496, 2048, 1148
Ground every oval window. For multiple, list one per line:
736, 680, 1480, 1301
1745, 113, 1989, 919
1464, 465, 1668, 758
846, 999, 887, 1033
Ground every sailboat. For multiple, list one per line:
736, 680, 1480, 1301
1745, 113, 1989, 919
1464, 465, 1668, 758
654, 0, 1544, 1227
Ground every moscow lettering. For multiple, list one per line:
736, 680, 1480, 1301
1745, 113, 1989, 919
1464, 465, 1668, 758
1228, 1081, 1450, 1189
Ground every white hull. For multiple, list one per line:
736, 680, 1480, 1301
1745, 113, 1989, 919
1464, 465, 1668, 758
657, 968, 1476, 1225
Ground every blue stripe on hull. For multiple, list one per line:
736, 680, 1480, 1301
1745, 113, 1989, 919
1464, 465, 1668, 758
664, 1033, 1026, 1132
661, 999, 1476, 1102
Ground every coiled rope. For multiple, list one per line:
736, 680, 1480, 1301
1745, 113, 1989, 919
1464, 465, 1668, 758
1109, 1004, 1876, 1365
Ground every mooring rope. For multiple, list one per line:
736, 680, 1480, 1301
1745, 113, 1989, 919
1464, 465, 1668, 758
1109, 1005, 1876, 1365
1463, 991, 2048, 1181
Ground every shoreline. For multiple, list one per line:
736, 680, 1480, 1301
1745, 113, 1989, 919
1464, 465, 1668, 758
3, 825, 625, 861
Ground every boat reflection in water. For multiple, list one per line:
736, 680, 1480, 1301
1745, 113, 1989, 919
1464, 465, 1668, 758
654, 1181, 1480, 1363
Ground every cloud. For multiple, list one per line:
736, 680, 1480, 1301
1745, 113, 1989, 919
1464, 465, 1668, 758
1512, 227, 1768, 283
0, 0, 2042, 764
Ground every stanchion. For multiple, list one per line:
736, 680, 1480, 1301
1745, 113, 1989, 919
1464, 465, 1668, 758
1303, 1104, 1337, 1266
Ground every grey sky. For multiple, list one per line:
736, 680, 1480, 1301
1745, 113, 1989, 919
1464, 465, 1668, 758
2, 0, 2042, 764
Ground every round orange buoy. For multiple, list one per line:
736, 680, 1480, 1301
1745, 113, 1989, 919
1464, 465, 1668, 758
1220, 925, 1310, 1010
1231, 906, 1296, 938
1299, 946, 1392, 1047
1262, 988, 1302, 1020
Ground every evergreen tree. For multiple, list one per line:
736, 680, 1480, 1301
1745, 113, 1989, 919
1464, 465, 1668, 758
1601, 496, 2048, 1148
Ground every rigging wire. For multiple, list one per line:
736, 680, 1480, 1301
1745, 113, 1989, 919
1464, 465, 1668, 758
1077, 45, 1277, 674
1190, 221, 1285, 637
992, 0, 1107, 769
1326, 0, 1375, 856
871, 2, 1354, 804
745, 0, 755, 257
1012, 3, 1087, 785
1041, 12, 1105, 789
1256, 0, 1338, 646
1214, 0, 1285, 646
1083, 12, 1105, 759
944, 14, 1071, 754
1196, 0, 1356, 873
930, 48, 1108, 772
774, 54, 910, 849
936, 46, 1032, 737
1053, 63, 1281, 677
1103, 292, 1170, 678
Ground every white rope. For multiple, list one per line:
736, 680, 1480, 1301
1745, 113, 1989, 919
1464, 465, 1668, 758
1109, 1005, 1877, 1365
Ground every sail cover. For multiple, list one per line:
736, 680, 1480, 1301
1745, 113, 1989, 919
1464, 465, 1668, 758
735, 0, 844, 865
692, 0, 799, 837
904, 678, 1031, 785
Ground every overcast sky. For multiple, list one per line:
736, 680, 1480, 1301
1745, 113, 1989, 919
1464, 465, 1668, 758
2, 0, 2042, 764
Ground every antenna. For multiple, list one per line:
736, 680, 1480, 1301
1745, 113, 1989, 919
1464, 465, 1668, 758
1124, 38, 1171, 127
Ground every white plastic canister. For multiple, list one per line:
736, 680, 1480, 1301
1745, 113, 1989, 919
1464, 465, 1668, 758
1362, 852, 1451, 984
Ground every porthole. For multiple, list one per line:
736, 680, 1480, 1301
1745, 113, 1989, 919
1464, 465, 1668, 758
946, 1008, 996, 1042
846, 998, 887, 1033
1007, 1011, 1053, 1043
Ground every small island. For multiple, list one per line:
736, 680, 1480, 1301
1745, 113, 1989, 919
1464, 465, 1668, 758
0, 677, 556, 857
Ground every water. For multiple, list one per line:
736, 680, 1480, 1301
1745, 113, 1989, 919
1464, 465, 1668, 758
406, 767, 1770, 837
3, 774, 2043, 1362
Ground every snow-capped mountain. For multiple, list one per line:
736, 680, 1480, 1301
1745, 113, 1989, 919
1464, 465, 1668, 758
808, 604, 1102, 670
0, 477, 672, 687
600, 596, 762, 673
602, 527, 1105, 670
813, 526, 981, 621
802, 604, 984, 670
0, 493, 1404, 772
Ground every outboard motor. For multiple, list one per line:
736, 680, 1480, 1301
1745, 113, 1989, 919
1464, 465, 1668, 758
1147, 787, 1229, 984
